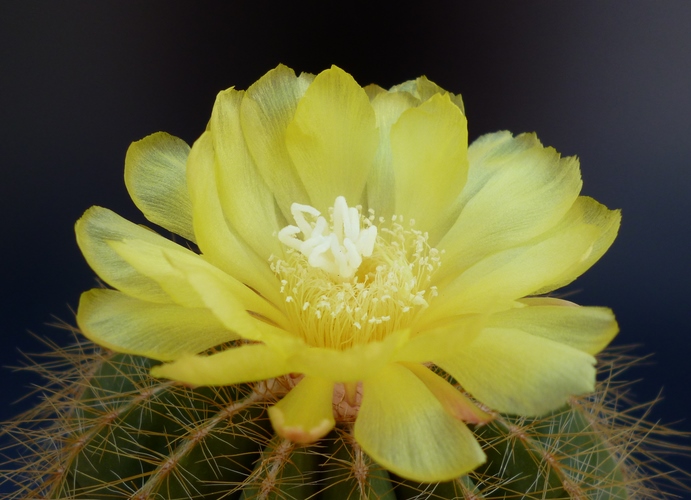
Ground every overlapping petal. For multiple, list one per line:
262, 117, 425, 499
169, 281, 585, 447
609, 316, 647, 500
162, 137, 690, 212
156, 255, 294, 347
435, 328, 596, 416
77, 289, 234, 361
532, 196, 621, 294
395, 315, 485, 364
151, 343, 293, 386
124, 132, 196, 242
186, 132, 283, 305
424, 220, 600, 324
285, 65, 378, 212
389, 75, 465, 113
76, 206, 190, 303
289, 329, 409, 382
489, 298, 618, 355
390, 93, 468, 240
88, 232, 293, 357
210, 88, 283, 260
366, 90, 418, 218
106, 238, 285, 329
355, 363, 485, 482
241, 64, 313, 218
437, 132, 583, 284
425, 183, 621, 326
402, 362, 492, 424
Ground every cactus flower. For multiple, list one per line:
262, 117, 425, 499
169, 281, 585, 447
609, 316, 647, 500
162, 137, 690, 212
75, 65, 620, 482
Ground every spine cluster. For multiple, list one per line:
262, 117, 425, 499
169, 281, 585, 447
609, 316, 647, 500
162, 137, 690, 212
0, 331, 687, 499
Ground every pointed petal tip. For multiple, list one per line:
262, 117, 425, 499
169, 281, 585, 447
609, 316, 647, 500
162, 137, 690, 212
75, 205, 106, 231
149, 360, 177, 380
268, 406, 334, 444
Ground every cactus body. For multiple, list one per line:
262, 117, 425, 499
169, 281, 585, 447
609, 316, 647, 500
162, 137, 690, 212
0, 342, 686, 499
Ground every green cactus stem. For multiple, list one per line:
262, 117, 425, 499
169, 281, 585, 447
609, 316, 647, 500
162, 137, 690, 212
0, 331, 688, 499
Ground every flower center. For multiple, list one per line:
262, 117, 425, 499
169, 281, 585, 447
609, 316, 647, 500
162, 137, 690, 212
272, 197, 440, 350
278, 196, 377, 280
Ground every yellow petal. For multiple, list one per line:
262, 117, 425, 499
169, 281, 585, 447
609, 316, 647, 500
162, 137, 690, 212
77, 289, 235, 361
288, 329, 409, 382
401, 362, 492, 424
435, 329, 596, 416
425, 213, 600, 323
390, 93, 468, 240
187, 132, 283, 306
106, 240, 205, 308
395, 315, 485, 364
151, 343, 292, 385
210, 88, 282, 260
489, 299, 618, 355
75, 206, 187, 303
268, 376, 335, 444
166, 256, 297, 349
366, 90, 419, 219
437, 132, 582, 283
285, 65, 378, 213
124, 132, 195, 242
241, 64, 312, 218
389, 75, 465, 114
355, 363, 485, 483
107, 238, 287, 330
363, 82, 386, 101
532, 196, 621, 295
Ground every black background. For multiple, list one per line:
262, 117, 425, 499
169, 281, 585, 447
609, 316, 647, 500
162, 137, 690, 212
1, 0, 690, 482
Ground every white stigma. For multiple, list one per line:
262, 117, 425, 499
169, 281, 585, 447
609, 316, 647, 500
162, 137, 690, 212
278, 196, 377, 280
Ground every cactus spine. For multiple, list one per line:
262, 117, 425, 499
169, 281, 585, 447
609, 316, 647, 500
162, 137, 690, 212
0, 331, 687, 499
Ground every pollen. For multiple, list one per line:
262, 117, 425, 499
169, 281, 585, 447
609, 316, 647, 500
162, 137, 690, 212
272, 197, 441, 350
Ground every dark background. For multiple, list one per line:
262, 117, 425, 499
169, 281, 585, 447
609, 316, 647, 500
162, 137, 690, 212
1, 0, 690, 482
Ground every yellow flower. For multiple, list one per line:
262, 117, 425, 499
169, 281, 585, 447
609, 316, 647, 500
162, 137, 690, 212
75, 65, 620, 482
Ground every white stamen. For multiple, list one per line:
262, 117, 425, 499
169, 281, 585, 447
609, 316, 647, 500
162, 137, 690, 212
272, 208, 442, 349
278, 196, 377, 280
291, 203, 320, 238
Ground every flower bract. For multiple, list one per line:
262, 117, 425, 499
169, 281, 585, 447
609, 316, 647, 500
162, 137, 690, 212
75, 64, 620, 482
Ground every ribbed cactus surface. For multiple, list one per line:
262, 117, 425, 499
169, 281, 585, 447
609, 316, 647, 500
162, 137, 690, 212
0, 338, 683, 499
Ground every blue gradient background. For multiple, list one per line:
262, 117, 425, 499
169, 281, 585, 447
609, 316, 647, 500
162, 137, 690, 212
1, 0, 690, 483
